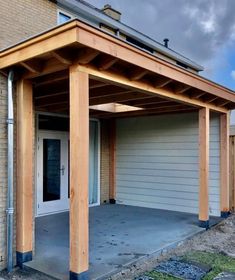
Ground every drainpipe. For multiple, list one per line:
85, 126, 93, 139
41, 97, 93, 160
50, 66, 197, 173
6, 70, 14, 272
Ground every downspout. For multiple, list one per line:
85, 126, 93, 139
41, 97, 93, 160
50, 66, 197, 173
6, 70, 14, 272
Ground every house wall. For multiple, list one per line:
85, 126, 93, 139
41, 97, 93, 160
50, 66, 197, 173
0, 0, 57, 50
0, 0, 57, 270
116, 112, 221, 217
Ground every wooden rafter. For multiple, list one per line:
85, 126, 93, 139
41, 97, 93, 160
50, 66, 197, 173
189, 90, 206, 99
75, 48, 100, 65
98, 55, 119, 70
51, 50, 72, 65
153, 77, 172, 88
20, 59, 43, 73
34, 70, 68, 87
174, 84, 191, 94
129, 67, 148, 81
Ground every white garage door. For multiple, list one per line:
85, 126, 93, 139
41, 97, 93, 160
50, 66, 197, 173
116, 112, 220, 216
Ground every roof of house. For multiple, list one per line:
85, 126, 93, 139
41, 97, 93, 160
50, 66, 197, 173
56, 0, 204, 72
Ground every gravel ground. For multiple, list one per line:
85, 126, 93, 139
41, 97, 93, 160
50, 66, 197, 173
0, 215, 235, 280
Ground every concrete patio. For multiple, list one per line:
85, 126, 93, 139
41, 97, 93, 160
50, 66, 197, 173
25, 205, 221, 280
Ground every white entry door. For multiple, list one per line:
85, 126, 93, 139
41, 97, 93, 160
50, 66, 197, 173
37, 131, 69, 216
36, 119, 100, 216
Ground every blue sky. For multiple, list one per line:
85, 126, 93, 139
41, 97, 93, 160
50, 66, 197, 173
86, 0, 235, 91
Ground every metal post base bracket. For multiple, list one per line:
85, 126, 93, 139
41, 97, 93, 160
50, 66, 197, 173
70, 271, 89, 280
198, 220, 209, 230
16, 251, 32, 268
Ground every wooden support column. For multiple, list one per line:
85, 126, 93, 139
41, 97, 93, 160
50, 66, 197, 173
220, 113, 230, 218
16, 79, 33, 266
109, 119, 116, 204
69, 65, 89, 280
199, 107, 210, 228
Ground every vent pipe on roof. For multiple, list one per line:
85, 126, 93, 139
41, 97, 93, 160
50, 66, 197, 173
102, 4, 121, 21
163, 38, 169, 48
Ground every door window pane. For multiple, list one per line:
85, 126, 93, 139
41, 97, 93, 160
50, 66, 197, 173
43, 139, 61, 202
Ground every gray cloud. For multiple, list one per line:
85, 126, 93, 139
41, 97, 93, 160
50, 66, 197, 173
86, 0, 235, 76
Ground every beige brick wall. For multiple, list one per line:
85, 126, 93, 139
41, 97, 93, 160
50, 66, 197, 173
0, 0, 57, 270
0, 0, 57, 50
100, 120, 110, 203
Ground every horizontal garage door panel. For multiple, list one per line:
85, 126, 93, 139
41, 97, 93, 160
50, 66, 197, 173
116, 112, 220, 216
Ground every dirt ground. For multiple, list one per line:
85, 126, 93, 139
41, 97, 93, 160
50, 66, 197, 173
0, 214, 235, 280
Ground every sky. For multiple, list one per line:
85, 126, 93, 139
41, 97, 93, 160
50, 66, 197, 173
86, 0, 235, 90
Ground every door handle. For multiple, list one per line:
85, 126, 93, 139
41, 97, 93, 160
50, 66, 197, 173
60, 165, 65, 176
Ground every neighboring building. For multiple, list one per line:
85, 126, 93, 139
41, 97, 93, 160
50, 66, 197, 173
0, 1, 235, 280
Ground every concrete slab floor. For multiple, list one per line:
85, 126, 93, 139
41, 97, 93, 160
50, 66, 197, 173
25, 205, 221, 280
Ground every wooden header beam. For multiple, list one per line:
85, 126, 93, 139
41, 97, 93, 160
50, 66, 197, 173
0, 20, 235, 106
78, 65, 228, 113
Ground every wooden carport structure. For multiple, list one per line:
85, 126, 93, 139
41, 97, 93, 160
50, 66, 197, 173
1, 20, 235, 279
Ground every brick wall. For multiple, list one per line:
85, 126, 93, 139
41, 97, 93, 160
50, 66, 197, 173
0, 0, 57, 50
0, 0, 57, 270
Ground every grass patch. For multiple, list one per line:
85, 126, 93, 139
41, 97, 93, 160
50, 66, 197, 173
140, 251, 235, 280
181, 251, 235, 280
146, 271, 180, 279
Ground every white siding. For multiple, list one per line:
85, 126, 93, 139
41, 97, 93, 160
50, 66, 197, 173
116, 112, 220, 216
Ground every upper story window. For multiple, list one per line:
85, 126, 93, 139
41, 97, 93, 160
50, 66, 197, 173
58, 10, 73, 25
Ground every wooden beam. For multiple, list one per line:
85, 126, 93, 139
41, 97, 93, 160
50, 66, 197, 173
16, 79, 33, 266
220, 113, 230, 217
109, 119, 116, 203
20, 59, 43, 73
129, 68, 148, 81
89, 91, 144, 106
189, 90, 206, 99
205, 96, 218, 103
153, 77, 172, 88
51, 50, 73, 65
69, 65, 89, 277
174, 84, 191, 94
198, 107, 209, 228
98, 55, 118, 70
78, 65, 228, 113
23, 58, 68, 79
75, 48, 100, 65
34, 70, 69, 87
216, 99, 231, 107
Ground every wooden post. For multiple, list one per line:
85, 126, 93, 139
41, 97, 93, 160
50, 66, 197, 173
220, 113, 230, 217
109, 119, 116, 204
69, 65, 89, 280
16, 79, 33, 266
199, 107, 210, 228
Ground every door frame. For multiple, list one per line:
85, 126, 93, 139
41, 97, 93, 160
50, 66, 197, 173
35, 112, 101, 216
36, 130, 69, 216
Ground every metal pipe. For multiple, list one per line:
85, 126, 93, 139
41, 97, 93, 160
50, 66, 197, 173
7, 70, 14, 272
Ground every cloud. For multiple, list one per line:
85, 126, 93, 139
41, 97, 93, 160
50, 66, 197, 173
231, 70, 235, 80
86, 0, 235, 81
